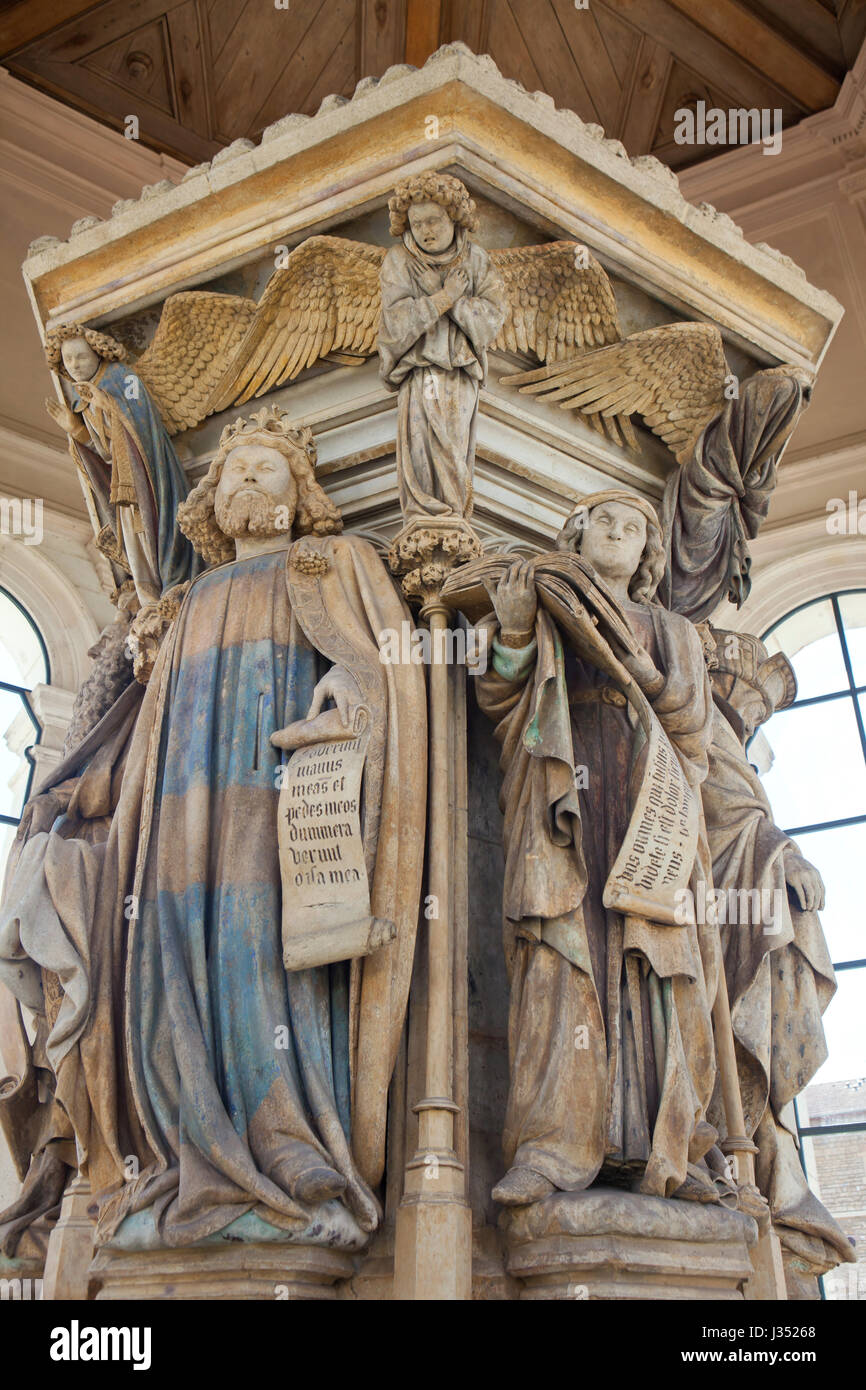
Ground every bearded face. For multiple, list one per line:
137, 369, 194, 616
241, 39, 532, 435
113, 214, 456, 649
213, 442, 297, 539
214, 488, 287, 538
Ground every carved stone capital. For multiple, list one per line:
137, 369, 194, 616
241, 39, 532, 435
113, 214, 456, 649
387, 517, 482, 609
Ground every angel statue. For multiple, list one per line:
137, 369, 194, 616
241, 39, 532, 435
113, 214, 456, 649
43, 296, 253, 604
441, 491, 725, 1208
375, 172, 505, 521
64, 187, 809, 606
503, 322, 811, 621
0, 404, 426, 1254
145, 184, 628, 527
700, 627, 855, 1289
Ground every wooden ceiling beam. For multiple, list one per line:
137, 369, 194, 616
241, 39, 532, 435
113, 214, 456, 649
359, 0, 405, 78
619, 34, 673, 156
0, 0, 104, 60
664, 0, 839, 112
405, 0, 442, 68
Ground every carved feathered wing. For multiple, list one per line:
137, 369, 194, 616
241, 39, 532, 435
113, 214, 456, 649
135, 291, 256, 434
489, 241, 621, 360
490, 241, 636, 447
208, 236, 385, 410
501, 321, 729, 462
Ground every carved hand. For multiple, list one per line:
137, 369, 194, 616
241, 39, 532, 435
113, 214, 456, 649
18, 785, 73, 838
443, 266, 470, 305
784, 850, 825, 912
306, 665, 363, 729
616, 645, 663, 695
484, 559, 538, 644
45, 396, 81, 436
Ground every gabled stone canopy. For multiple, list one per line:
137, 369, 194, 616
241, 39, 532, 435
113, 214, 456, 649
23, 42, 843, 552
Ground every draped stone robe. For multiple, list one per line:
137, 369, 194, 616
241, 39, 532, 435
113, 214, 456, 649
0, 535, 425, 1250
378, 230, 505, 520
476, 599, 720, 1198
703, 703, 855, 1270
659, 372, 805, 623
67, 362, 200, 600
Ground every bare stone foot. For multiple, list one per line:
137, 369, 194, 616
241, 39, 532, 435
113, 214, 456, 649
492, 1166, 556, 1206
291, 1166, 347, 1205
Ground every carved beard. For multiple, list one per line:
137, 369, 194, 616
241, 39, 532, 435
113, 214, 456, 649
214, 489, 292, 539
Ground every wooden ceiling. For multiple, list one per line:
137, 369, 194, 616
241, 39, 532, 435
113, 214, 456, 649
0, 0, 861, 168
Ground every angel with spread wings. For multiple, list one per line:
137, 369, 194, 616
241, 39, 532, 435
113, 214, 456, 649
55, 182, 809, 615
90, 177, 627, 528
500, 322, 813, 619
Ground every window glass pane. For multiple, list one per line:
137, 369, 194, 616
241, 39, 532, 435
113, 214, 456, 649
760, 697, 866, 829
795, 1108, 866, 1302
795, 824, 866, 965
805, 966, 866, 1087
0, 687, 37, 819
838, 593, 866, 687
0, 591, 47, 687
765, 599, 849, 700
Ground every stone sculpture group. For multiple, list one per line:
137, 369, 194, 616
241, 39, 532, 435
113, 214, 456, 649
0, 171, 853, 1296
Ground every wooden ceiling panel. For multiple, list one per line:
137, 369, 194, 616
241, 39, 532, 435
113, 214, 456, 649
592, 1, 643, 90
505, 0, 600, 122
295, 7, 357, 120
617, 33, 673, 156
212, 0, 326, 136
0, 0, 850, 169
80, 15, 174, 116
167, 0, 210, 138
551, 0, 634, 131
650, 54, 799, 168
359, 0, 405, 76
483, 0, 545, 100
243, 0, 357, 138
205, 0, 243, 67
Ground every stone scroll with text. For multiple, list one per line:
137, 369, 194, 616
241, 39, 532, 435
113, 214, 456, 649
276, 704, 396, 970
441, 551, 700, 927
603, 684, 698, 925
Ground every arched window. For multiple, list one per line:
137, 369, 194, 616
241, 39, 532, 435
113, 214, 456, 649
761, 591, 866, 1300
0, 587, 49, 881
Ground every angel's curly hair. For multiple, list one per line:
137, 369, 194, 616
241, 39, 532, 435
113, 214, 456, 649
44, 322, 127, 377
556, 491, 666, 602
388, 172, 479, 237
177, 411, 342, 567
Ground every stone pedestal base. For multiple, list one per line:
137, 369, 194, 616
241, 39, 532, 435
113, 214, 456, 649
42, 1175, 95, 1301
503, 1187, 758, 1300
394, 1189, 472, 1300
89, 1242, 355, 1300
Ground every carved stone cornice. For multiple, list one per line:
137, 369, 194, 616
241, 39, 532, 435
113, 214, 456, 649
807, 39, 866, 162
20, 43, 840, 374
